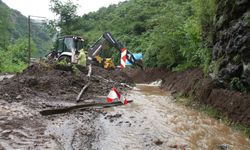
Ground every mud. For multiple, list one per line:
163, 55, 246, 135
0, 99, 99, 149
160, 69, 250, 127
0, 61, 132, 149
0, 62, 133, 103
94, 85, 250, 150
1, 64, 250, 149
125, 68, 168, 83
125, 67, 250, 127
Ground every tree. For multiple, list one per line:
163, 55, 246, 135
0, 3, 12, 49
0, 38, 36, 73
49, 0, 79, 35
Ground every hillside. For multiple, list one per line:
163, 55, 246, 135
0, 0, 53, 57
64, 0, 249, 91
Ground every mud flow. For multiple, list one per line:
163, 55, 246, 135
95, 84, 250, 150
1, 64, 250, 150
0, 62, 132, 150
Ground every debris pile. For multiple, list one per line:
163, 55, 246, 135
0, 61, 133, 103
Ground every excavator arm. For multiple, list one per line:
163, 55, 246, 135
87, 32, 143, 69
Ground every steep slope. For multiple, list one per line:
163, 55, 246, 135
0, 0, 53, 57
72, 0, 208, 68
211, 0, 250, 90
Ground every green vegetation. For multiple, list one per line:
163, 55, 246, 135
0, 0, 53, 73
1, 0, 216, 73
50, 0, 215, 72
50, 0, 78, 35
230, 77, 247, 93
0, 38, 35, 72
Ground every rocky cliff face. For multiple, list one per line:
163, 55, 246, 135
212, 0, 250, 90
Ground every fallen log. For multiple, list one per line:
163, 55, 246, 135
40, 100, 133, 116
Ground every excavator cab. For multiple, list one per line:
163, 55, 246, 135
47, 35, 84, 63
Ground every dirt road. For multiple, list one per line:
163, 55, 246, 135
1, 72, 250, 149
94, 84, 250, 150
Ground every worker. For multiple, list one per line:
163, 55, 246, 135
77, 48, 87, 67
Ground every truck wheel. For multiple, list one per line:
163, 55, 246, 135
58, 56, 71, 64
46, 51, 57, 62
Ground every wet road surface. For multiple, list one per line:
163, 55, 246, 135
94, 84, 250, 150
1, 79, 250, 150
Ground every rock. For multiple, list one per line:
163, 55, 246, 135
169, 144, 178, 148
16, 95, 22, 100
154, 139, 163, 145
211, 0, 250, 90
217, 144, 228, 150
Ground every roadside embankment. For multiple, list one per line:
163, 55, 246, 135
127, 68, 250, 127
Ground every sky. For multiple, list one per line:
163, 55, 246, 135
2, 0, 126, 20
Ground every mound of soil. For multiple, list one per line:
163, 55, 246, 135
122, 66, 250, 127
0, 62, 133, 103
125, 68, 168, 83
161, 69, 250, 127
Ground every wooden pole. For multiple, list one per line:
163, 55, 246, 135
28, 16, 31, 64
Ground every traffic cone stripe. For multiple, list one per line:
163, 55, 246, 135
106, 87, 128, 105
112, 87, 121, 99
122, 97, 128, 105
106, 97, 113, 103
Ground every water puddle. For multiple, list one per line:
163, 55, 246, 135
94, 84, 250, 150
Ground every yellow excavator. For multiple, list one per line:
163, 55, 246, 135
46, 32, 143, 69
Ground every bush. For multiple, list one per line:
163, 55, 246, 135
0, 38, 35, 73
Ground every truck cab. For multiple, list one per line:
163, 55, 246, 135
48, 35, 84, 63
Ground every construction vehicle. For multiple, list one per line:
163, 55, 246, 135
47, 32, 143, 69
46, 35, 84, 63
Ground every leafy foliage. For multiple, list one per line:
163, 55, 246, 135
230, 78, 247, 93
0, 0, 12, 49
0, 0, 54, 72
50, 0, 214, 72
50, 0, 78, 35
0, 38, 35, 73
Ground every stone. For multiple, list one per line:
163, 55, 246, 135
211, 0, 250, 89
16, 95, 22, 100
154, 139, 163, 145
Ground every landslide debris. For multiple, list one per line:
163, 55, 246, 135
0, 61, 133, 103
0, 61, 133, 149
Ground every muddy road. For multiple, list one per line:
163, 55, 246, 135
95, 84, 250, 150
1, 71, 250, 149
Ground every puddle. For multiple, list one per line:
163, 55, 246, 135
94, 84, 250, 150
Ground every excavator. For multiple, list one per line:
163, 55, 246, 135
47, 32, 143, 69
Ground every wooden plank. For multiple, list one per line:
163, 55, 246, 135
40, 100, 133, 116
